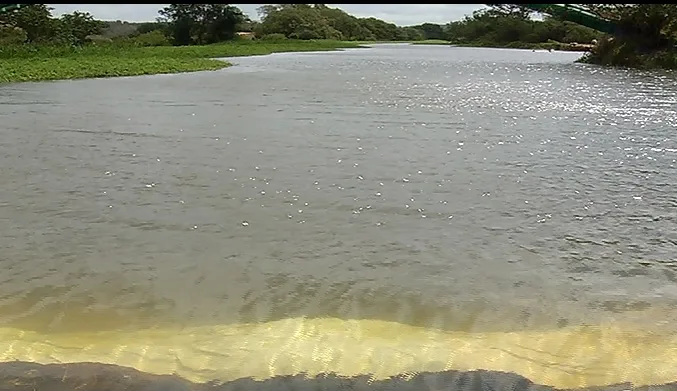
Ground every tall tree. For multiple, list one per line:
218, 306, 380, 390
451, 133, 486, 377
256, 4, 337, 39
202, 4, 246, 42
158, 4, 245, 45
158, 4, 196, 45
57, 11, 106, 45
0, 4, 55, 42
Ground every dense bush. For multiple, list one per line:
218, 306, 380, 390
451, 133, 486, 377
260, 33, 287, 41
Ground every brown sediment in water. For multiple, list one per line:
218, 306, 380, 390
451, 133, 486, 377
0, 360, 659, 391
1, 317, 677, 389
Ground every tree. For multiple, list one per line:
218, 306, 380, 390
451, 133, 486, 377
57, 11, 106, 45
359, 17, 399, 41
441, 7, 601, 46
137, 22, 167, 35
257, 5, 281, 20
583, 4, 677, 49
158, 4, 195, 45
314, 5, 366, 40
401, 27, 425, 41
236, 16, 254, 32
0, 24, 27, 45
409, 23, 446, 40
0, 4, 55, 42
256, 4, 337, 39
485, 4, 531, 19
158, 4, 246, 45
203, 4, 246, 42
254, 4, 423, 41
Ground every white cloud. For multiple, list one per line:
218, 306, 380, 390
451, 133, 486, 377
48, 4, 486, 26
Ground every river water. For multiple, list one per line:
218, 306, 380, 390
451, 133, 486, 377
1, 44, 677, 389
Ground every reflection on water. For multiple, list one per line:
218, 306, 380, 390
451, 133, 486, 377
1, 45, 677, 388
2, 316, 677, 388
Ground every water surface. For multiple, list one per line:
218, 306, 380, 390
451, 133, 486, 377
1, 44, 677, 388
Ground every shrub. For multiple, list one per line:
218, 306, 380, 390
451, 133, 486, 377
260, 33, 287, 41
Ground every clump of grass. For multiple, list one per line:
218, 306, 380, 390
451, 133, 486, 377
0, 57, 227, 83
0, 39, 362, 83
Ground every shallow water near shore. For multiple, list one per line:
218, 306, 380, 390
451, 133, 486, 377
1, 44, 677, 389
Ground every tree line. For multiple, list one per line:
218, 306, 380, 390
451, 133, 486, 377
0, 3, 605, 48
0, 4, 105, 45
251, 4, 423, 41
149, 4, 604, 46
128, 4, 427, 45
0, 3, 426, 47
1, 3, 674, 52
439, 6, 603, 47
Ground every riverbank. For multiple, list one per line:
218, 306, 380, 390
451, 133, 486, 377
451, 40, 593, 52
577, 37, 677, 69
344, 39, 451, 45
410, 39, 452, 45
0, 40, 362, 83
349, 39, 587, 51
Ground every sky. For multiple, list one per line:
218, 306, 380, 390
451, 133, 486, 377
48, 4, 487, 26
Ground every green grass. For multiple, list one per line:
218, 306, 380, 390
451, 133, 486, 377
0, 40, 362, 83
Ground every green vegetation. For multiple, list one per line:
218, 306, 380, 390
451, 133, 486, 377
248, 4, 599, 51
409, 4, 677, 69
0, 40, 360, 83
439, 6, 602, 50
579, 38, 677, 69
468, 4, 677, 70
0, 4, 364, 83
576, 5, 677, 69
3, 2, 677, 82
253, 4, 423, 41
0, 4, 106, 46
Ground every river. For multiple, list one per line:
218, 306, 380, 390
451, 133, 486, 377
1, 44, 677, 389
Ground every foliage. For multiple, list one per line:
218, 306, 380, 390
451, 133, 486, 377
612, 4, 677, 50
102, 21, 145, 38
158, 4, 246, 45
255, 4, 423, 41
260, 33, 288, 41
577, 36, 677, 69
57, 11, 107, 45
407, 23, 445, 40
0, 4, 55, 43
125, 30, 172, 47
484, 4, 532, 19
0, 5, 105, 45
0, 24, 27, 45
136, 22, 167, 35
4, 2, 677, 72
442, 7, 602, 47
0, 40, 362, 83
495, 4, 677, 50
575, 4, 677, 69
0, 3, 603, 50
